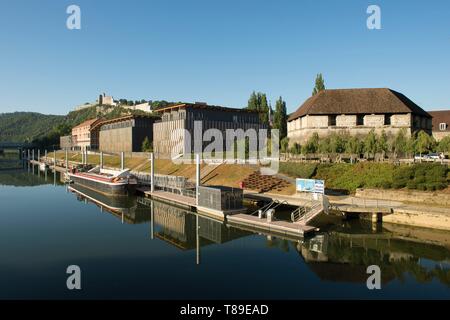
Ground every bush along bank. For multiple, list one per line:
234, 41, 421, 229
279, 162, 449, 194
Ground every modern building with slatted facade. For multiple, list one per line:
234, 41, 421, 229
153, 103, 266, 159
96, 115, 159, 153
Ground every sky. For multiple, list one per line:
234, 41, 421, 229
0, 0, 449, 115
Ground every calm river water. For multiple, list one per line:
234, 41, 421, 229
0, 162, 449, 299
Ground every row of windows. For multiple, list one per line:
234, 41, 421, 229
101, 120, 134, 131
327, 114, 392, 126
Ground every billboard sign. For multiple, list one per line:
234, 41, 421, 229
296, 178, 325, 194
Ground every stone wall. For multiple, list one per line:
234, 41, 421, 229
364, 114, 385, 127
336, 114, 356, 127
355, 188, 450, 207
391, 114, 411, 127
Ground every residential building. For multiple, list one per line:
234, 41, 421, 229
153, 103, 266, 159
123, 102, 152, 113
429, 110, 450, 141
59, 135, 73, 150
97, 115, 158, 153
287, 88, 432, 144
71, 118, 101, 150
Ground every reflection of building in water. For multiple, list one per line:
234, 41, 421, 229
68, 184, 150, 224
150, 200, 250, 250
297, 231, 450, 285
152, 200, 198, 250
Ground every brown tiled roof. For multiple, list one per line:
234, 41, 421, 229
429, 110, 450, 132
288, 88, 431, 121
72, 118, 99, 129
154, 102, 261, 114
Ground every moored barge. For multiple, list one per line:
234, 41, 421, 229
67, 166, 137, 196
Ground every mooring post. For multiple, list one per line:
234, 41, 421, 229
85, 148, 88, 164
53, 150, 56, 169
65, 149, 68, 172
27, 149, 30, 161
32, 149, 35, 161
150, 152, 154, 193
100, 151, 103, 169
81, 148, 84, 164
150, 201, 154, 239
121, 152, 124, 170
195, 153, 200, 206
45, 150, 47, 161
196, 214, 200, 265
38, 149, 40, 162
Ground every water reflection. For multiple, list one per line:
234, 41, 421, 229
299, 224, 450, 286
1, 167, 449, 295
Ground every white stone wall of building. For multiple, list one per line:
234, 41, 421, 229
336, 115, 357, 127
364, 114, 385, 127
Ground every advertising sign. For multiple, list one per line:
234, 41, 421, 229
296, 178, 325, 194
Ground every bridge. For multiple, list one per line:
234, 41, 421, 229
0, 142, 35, 149
0, 142, 36, 160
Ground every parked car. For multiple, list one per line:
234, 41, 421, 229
414, 154, 429, 160
428, 152, 445, 160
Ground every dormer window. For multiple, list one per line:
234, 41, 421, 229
439, 123, 447, 131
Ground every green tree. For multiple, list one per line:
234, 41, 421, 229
273, 96, 288, 139
363, 130, 378, 158
302, 132, 319, 154
247, 91, 269, 126
392, 128, 408, 158
312, 73, 325, 96
345, 136, 363, 155
141, 136, 152, 152
280, 137, 289, 153
377, 130, 389, 159
437, 136, 450, 153
415, 130, 435, 155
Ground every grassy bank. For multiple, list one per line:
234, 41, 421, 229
280, 162, 449, 193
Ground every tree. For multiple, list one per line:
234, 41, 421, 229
273, 96, 288, 139
246, 91, 270, 126
363, 129, 378, 159
437, 136, 450, 153
377, 130, 389, 159
312, 73, 325, 96
302, 132, 319, 154
141, 136, 152, 152
392, 128, 408, 158
415, 130, 435, 155
280, 137, 289, 153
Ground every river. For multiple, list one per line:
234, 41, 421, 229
0, 162, 449, 299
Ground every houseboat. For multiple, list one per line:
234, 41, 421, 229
67, 166, 137, 196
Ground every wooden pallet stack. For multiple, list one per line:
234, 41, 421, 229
242, 171, 290, 193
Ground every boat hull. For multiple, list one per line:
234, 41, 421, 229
69, 174, 136, 196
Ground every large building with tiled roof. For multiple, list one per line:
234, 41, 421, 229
287, 88, 432, 144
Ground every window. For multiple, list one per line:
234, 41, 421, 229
384, 114, 391, 125
440, 123, 447, 131
357, 115, 364, 126
328, 115, 336, 126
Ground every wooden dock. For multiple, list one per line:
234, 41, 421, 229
227, 214, 317, 238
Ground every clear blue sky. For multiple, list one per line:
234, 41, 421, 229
0, 0, 449, 115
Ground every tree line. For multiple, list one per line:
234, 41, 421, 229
283, 128, 450, 158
